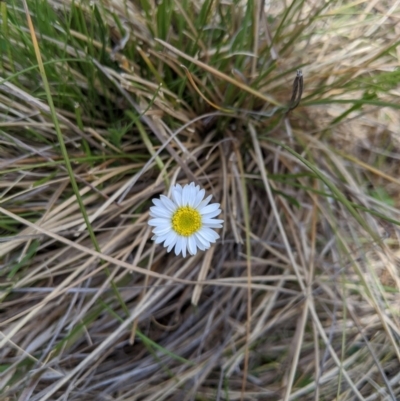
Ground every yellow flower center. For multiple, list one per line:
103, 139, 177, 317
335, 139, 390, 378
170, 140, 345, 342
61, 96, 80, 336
171, 206, 202, 236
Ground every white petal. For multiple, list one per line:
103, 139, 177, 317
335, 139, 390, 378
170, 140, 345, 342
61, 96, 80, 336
191, 184, 199, 206
154, 233, 169, 244
150, 206, 171, 218
152, 198, 163, 207
152, 225, 172, 235
164, 231, 177, 248
201, 209, 221, 219
203, 218, 224, 224
148, 217, 170, 226
174, 238, 181, 255
197, 194, 212, 209
160, 195, 176, 212
172, 187, 182, 206
193, 188, 205, 208
198, 227, 219, 242
187, 185, 195, 206
172, 184, 183, 198
181, 237, 188, 257
181, 184, 191, 206
167, 240, 176, 252
194, 235, 206, 251
188, 236, 197, 255
202, 222, 223, 228
200, 203, 220, 215
151, 221, 171, 230
195, 232, 209, 248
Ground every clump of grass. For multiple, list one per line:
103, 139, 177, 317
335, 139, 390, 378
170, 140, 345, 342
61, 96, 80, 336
1, 0, 400, 400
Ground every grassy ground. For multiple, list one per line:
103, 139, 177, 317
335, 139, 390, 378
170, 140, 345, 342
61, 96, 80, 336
1, 0, 400, 400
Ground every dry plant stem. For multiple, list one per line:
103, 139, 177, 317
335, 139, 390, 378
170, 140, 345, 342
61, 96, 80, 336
347, 305, 396, 400
315, 197, 400, 362
36, 275, 188, 401
156, 39, 282, 107
92, 59, 198, 183
251, 0, 262, 77
1, 81, 104, 152
191, 245, 215, 306
130, 225, 153, 344
283, 301, 309, 401
0, 331, 60, 377
310, 180, 321, 401
249, 124, 364, 398
19, 1, 122, 324
0, 206, 280, 309
182, 65, 231, 112
234, 144, 253, 401
248, 124, 306, 291
0, 164, 137, 257
0, 130, 111, 203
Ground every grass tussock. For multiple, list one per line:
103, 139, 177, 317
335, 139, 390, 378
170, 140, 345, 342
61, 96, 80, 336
1, 0, 400, 400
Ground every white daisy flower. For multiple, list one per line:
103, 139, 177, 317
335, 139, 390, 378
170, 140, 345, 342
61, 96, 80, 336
148, 182, 224, 257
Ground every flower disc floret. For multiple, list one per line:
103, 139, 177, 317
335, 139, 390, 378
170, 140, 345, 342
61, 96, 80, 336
148, 182, 224, 257
171, 206, 202, 236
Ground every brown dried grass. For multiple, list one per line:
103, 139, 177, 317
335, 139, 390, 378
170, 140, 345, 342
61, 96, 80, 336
1, 1, 400, 400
